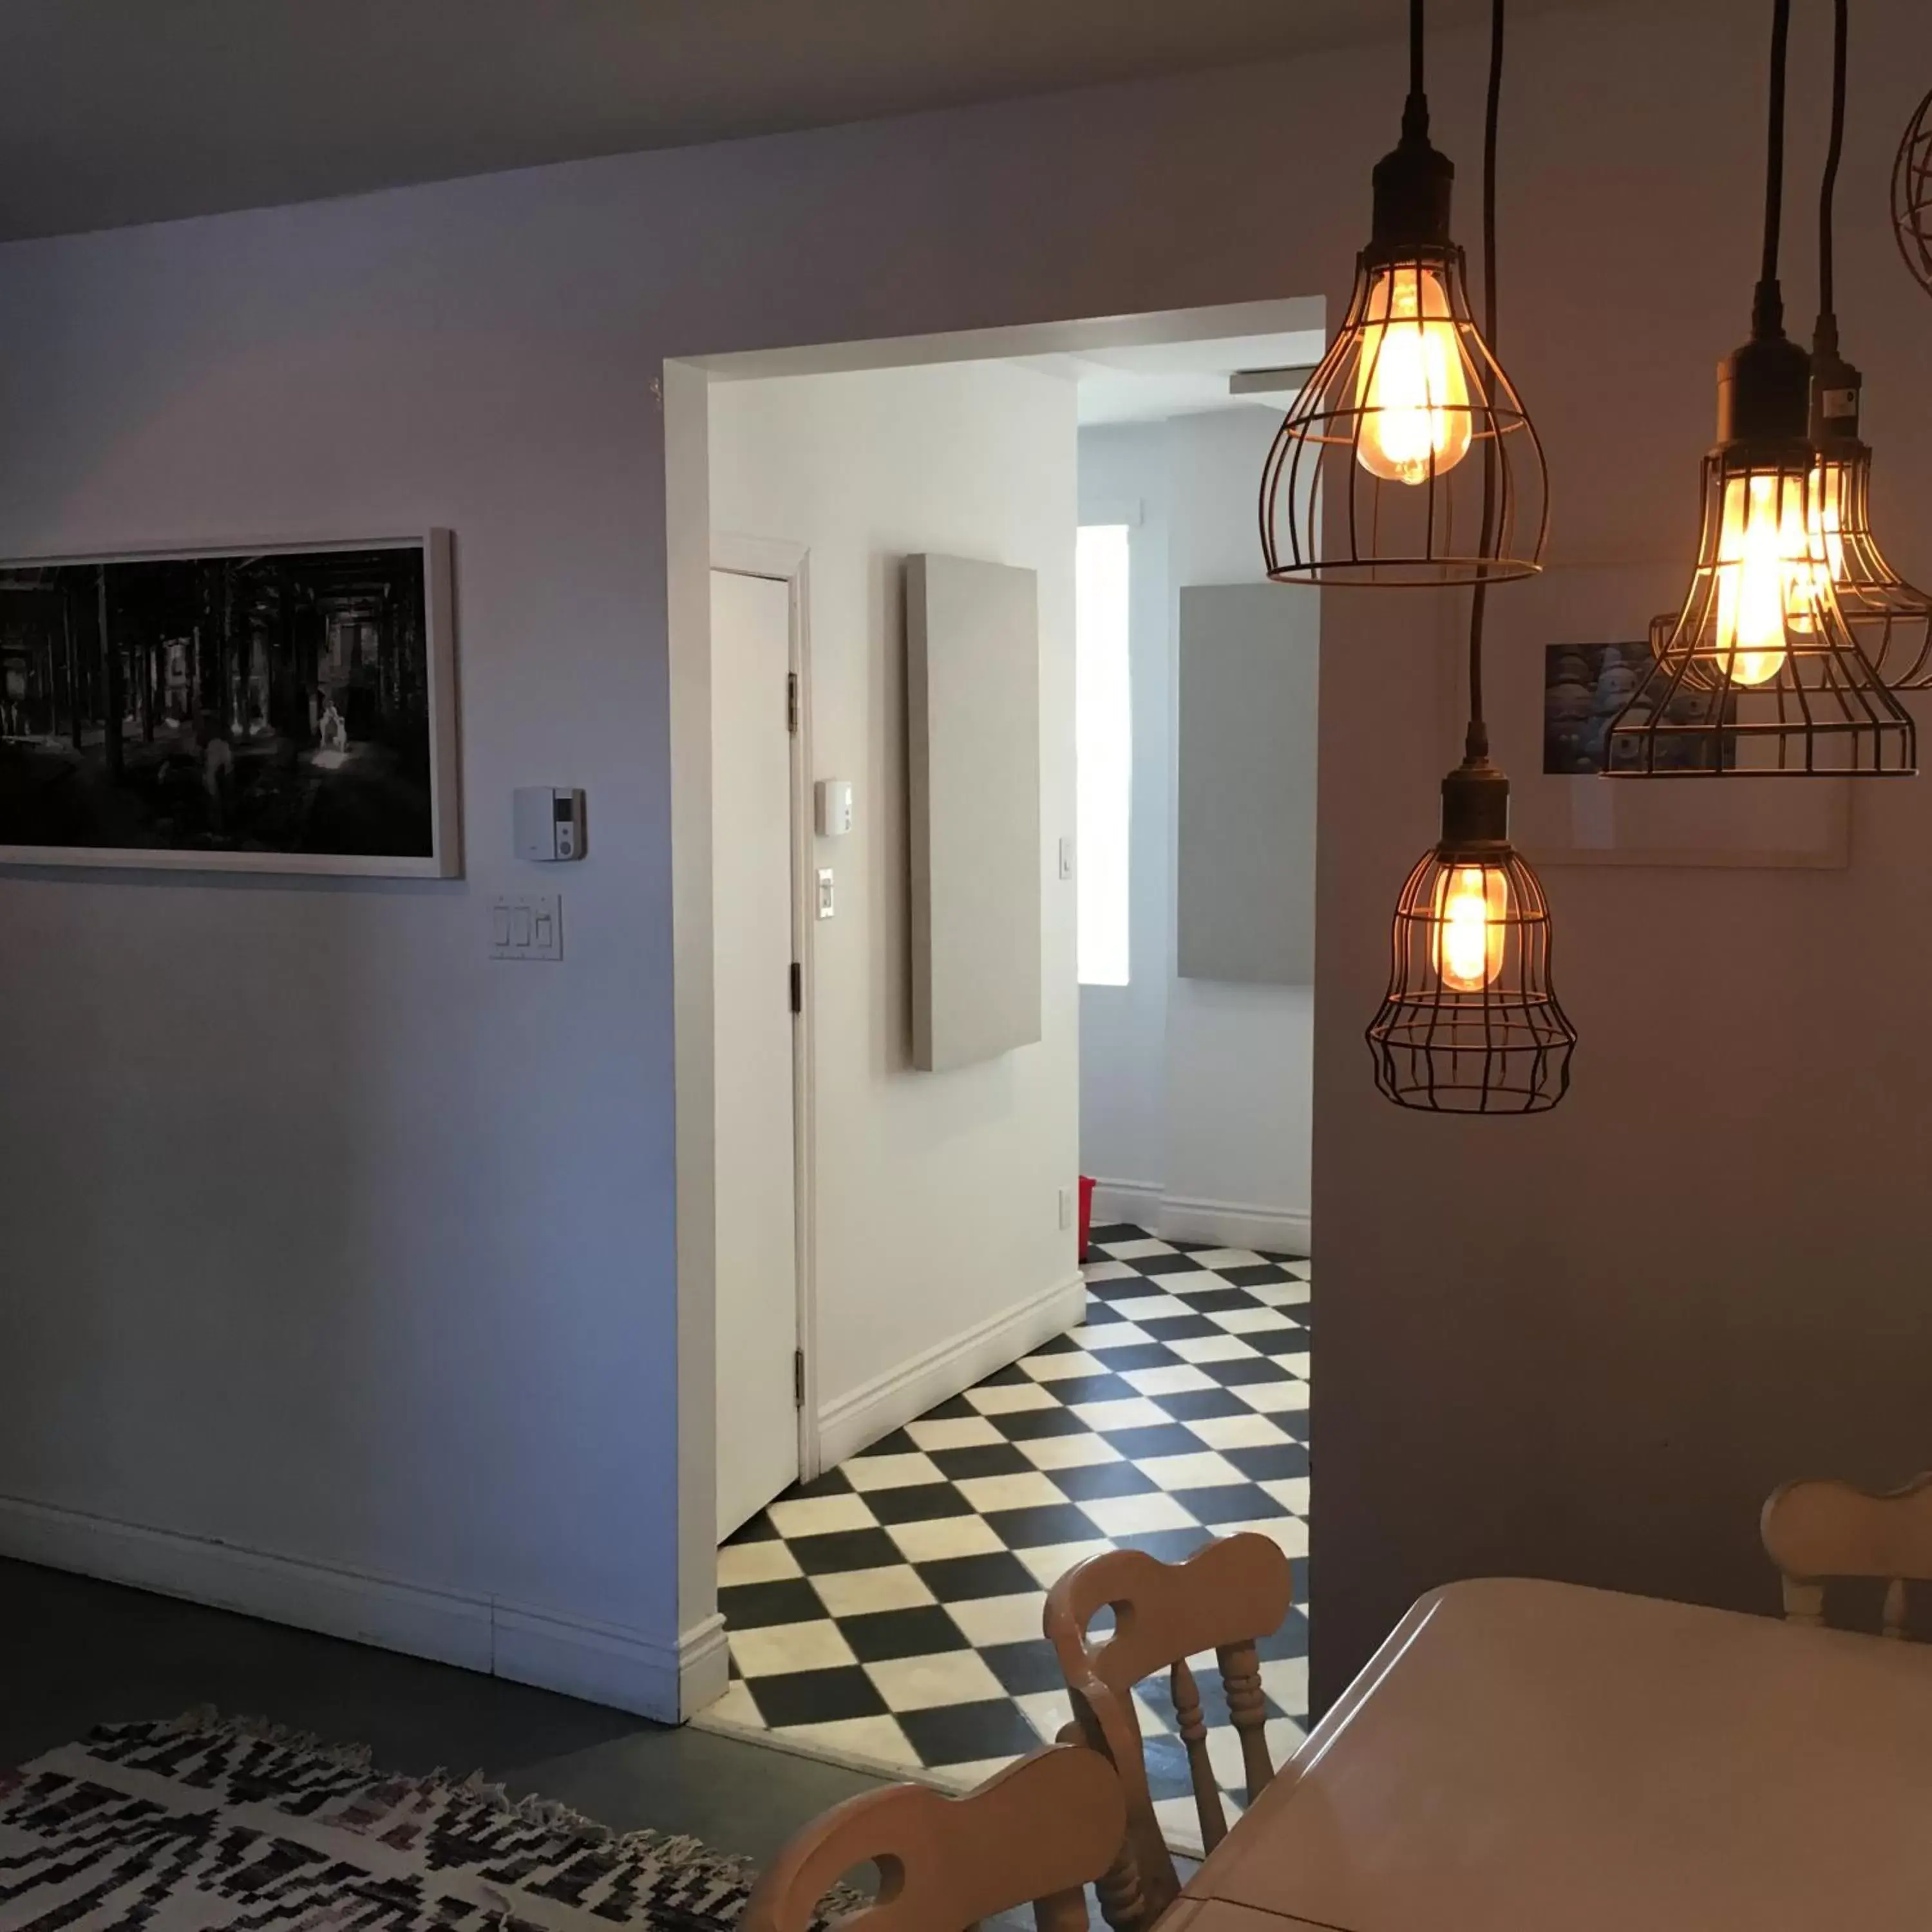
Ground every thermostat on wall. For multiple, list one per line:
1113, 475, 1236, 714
514, 786, 587, 862
815, 779, 854, 837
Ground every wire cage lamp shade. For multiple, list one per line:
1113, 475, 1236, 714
1809, 434, 1932, 690
1893, 84, 1932, 299
1611, 0, 1915, 779
1805, 6, 1932, 687
1259, 0, 1546, 589
1367, 762, 1575, 1112
1608, 448, 1915, 775
1261, 248, 1548, 586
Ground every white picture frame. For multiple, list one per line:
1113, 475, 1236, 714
0, 528, 460, 878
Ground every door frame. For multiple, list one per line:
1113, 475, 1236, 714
712, 534, 820, 1488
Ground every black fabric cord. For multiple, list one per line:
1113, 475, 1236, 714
1819, 0, 1848, 321
1754, 0, 1792, 333
1465, 0, 1506, 751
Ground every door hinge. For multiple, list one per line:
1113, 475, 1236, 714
793, 1349, 806, 1408
789, 961, 802, 1013
786, 672, 799, 735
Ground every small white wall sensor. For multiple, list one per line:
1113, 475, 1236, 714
815, 779, 855, 837
514, 787, 587, 862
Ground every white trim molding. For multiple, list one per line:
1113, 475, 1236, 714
816, 1273, 1088, 1469
675, 1612, 732, 1715
0, 1490, 696, 1722
1088, 1179, 1310, 1259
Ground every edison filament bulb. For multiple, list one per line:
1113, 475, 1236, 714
1353, 263, 1473, 486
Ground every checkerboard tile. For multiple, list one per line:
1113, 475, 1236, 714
696, 1226, 1311, 1853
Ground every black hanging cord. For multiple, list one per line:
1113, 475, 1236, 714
1818, 0, 1848, 323
1754, 0, 1792, 336
1464, 0, 1506, 758
1402, 0, 1430, 141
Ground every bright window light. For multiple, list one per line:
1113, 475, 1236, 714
1076, 524, 1132, 987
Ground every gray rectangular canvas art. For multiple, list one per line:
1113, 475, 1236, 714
905, 553, 1041, 1072
1176, 582, 1318, 985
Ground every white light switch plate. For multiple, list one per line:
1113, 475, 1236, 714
491, 893, 562, 961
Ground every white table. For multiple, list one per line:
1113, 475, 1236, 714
1176, 1576, 1932, 1931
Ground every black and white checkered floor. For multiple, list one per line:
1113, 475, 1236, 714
696, 1224, 1311, 1851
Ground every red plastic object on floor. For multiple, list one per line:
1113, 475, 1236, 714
1078, 1175, 1096, 1260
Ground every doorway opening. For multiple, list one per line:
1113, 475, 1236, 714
669, 299, 1320, 1848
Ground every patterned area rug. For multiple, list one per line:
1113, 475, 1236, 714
0, 1712, 844, 1931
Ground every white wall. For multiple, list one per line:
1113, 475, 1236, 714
0, 0, 1926, 1723
1079, 408, 1316, 1252
708, 363, 1081, 1457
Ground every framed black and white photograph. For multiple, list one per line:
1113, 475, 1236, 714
1542, 639, 1736, 775
0, 529, 459, 876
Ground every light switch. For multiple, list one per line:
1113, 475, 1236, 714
490, 893, 564, 963
816, 868, 835, 920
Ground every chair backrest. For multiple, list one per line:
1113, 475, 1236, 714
1761, 1472, 1932, 1638
740, 1743, 1125, 1932
1044, 1533, 1294, 1931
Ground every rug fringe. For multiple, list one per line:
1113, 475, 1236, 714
166, 1705, 375, 1776
151, 1709, 869, 1918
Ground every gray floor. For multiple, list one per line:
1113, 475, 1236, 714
0, 1555, 888, 1871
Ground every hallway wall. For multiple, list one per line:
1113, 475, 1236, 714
1079, 409, 1315, 1253
708, 362, 1082, 1460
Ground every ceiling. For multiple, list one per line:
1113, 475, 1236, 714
1020, 331, 1329, 426
0, 0, 1551, 243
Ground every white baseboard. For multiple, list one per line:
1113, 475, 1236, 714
677, 1612, 732, 1714
1088, 1180, 1310, 1259
816, 1272, 1088, 1469
1088, 1179, 1163, 1230
0, 1490, 694, 1722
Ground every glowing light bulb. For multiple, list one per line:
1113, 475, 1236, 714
1354, 265, 1473, 486
1810, 460, 1848, 584
1434, 864, 1506, 993
1710, 471, 1814, 686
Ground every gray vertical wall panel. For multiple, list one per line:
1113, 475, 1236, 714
1176, 582, 1318, 985
907, 553, 1042, 1070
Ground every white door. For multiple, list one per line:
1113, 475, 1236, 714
711, 567, 803, 1539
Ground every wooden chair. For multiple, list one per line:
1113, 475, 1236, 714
1761, 1472, 1932, 1638
741, 1743, 1126, 1932
1044, 1533, 1294, 1931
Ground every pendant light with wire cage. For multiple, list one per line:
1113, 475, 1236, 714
1605, 0, 1915, 779
1259, 0, 1547, 587
1806, 0, 1932, 690
1893, 82, 1932, 300
1366, 0, 1575, 1114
